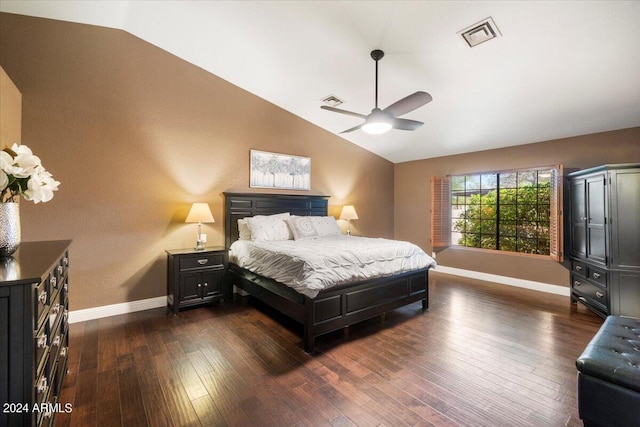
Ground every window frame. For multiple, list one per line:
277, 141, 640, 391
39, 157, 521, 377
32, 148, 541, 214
430, 165, 563, 261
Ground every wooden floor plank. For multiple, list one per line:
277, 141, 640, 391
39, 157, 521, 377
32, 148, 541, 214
55, 273, 603, 427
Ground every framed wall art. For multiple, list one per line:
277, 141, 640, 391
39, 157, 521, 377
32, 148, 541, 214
249, 150, 311, 190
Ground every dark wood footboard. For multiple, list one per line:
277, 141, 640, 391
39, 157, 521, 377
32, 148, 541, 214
225, 264, 430, 352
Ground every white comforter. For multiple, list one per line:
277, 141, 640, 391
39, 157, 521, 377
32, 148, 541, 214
229, 235, 436, 298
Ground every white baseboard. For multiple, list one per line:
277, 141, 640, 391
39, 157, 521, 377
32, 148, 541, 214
434, 265, 570, 296
68, 268, 568, 324
68, 296, 166, 324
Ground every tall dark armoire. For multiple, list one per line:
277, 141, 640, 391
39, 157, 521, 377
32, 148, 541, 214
567, 163, 640, 317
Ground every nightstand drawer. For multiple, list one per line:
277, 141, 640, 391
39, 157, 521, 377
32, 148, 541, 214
179, 254, 224, 271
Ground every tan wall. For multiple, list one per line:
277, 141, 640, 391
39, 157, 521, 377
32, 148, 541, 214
0, 65, 22, 147
0, 13, 394, 310
395, 126, 640, 287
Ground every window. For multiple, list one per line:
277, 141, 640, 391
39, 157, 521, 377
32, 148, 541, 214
431, 166, 563, 261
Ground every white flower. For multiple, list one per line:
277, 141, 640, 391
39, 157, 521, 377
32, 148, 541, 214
8, 143, 41, 178
0, 143, 59, 203
24, 167, 60, 203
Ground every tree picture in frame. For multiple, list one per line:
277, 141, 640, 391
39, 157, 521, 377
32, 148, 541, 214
250, 150, 310, 190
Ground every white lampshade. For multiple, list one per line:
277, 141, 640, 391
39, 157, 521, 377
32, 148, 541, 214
340, 205, 359, 221
185, 203, 215, 223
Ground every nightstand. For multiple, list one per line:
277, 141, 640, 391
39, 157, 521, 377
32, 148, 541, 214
166, 246, 228, 314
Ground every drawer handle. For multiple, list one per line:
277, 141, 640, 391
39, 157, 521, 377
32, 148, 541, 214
575, 265, 582, 271
197, 259, 209, 265
58, 265, 63, 275
574, 280, 581, 287
197, 283, 202, 288
578, 296, 587, 302
52, 335, 61, 347
592, 272, 601, 279
204, 283, 208, 287
596, 291, 604, 299
38, 291, 47, 305
37, 335, 48, 349
63, 310, 69, 322
60, 347, 68, 357
64, 257, 69, 266
37, 377, 47, 394
51, 276, 57, 288
63, 282, 68, 292
51, 304, 61, 315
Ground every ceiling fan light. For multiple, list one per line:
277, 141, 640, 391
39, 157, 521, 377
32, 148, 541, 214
362, 121, 392, 134
362, 108, 393, 134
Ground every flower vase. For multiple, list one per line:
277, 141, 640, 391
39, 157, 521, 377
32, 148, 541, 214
0, 203, 21, 257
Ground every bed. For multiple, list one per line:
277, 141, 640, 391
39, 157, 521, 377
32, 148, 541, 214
223, 192, 434, 352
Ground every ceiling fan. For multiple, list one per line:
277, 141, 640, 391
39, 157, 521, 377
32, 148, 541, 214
321, 49, 432, 135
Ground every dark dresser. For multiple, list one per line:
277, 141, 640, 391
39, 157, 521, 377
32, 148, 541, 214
0, 240, 71, 427
567, 164, 640, 317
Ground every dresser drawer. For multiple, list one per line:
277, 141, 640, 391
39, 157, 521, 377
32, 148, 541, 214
34, 321, 49, 379
571, 260, 587, 278
34, 278, 49, 330
572, 275, 608, 310
179, 253, 224, 271
587, 265, 608, 287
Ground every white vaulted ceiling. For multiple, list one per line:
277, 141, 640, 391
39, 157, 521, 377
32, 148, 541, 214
2, 1, 639, 163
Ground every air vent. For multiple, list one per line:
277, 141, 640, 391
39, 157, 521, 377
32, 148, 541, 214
321, 95, 344, 107
459, 17, 501, 47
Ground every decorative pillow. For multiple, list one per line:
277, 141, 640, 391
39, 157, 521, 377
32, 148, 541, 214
246, 212, 292, 241
310, 216, 341, 236
237, 219, 252, 240
287, 216, 319, 240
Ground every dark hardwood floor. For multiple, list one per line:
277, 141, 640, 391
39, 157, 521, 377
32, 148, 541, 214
55, 272, 603, 427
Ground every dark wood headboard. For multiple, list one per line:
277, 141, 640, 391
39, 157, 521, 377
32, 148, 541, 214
223, 192, 330, 248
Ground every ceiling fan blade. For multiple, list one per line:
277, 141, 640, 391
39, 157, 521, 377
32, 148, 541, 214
339, 124, 363, 134
383, 91, 433, 117
394, 118, 424, 131
321, 105, 367, 119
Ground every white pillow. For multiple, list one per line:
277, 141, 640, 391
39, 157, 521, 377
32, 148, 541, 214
237, 219, 252, 240
287, 216, 319, 240
246, 212, 292, 241
310, 216, 341, 236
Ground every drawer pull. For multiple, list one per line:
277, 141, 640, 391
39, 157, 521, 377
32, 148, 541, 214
51, 304, 61, 315
197, 283, 202, 288
204, 283, 208, 287
596, 291, 604, 299
63, 282, 68, 292
37, 335, 47, 349
578, 296, 587, 302
64, 257, 69, 266
58, 265, 63, 275
60, 347, 68, 357
574, 280, 582, 287
52, 335, 61, 347
197, 259, 209, 265
51, 276, 57, 288
592, 272, 601, 279
575, 265, 583, 271
38, 291, 47, 305
37, 377, 47, 394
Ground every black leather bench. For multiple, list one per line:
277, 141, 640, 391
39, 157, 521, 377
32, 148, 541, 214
576, 315, 640, 427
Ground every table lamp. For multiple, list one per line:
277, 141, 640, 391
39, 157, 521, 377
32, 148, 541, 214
340, 205, 359, 236
185, 203, 215, 251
